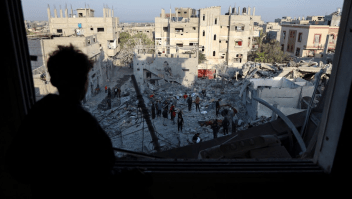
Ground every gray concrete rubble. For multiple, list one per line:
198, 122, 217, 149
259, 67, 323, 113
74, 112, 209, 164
80, 58, 330, 156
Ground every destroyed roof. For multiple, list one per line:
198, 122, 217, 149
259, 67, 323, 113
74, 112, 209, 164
250, 77, 303, 89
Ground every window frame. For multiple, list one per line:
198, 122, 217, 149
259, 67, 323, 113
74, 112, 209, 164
4, 0, 352, 179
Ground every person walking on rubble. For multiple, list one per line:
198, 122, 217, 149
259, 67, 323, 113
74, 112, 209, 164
177, 113, 184, 132
171, 108, 176, 125
107, 96, 111, 109
195, 96, 200, 112
222, 117, 230, 135
173, 96, 177, 108
157, 100, 162, 118
114, 87, 118, 98
216, 99, 221, 117
162, 107, 168, 126
117, 87, 121, 98
187, 96, 193, 111
105, 85, 108, 93
107, 87, 111, 98
211, 120, 219, 139
183, 93, 188, 103
202, 89, 206, 98
192, 133, 202, 144
151, 102, 156, 120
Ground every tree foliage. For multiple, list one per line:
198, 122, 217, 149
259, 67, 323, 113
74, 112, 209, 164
248, 32, 289, 63
198, 50, 206, 64
117, 32, 155, 65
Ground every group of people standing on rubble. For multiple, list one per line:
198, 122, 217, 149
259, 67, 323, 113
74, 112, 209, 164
104, 85, 121, 109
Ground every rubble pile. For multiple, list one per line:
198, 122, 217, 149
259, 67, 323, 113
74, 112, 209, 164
83, 59, 331, 155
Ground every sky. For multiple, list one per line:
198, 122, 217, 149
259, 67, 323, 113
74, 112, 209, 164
22, 0, 344, 23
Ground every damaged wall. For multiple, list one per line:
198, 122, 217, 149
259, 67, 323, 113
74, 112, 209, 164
133, 53, 198, 87
245, 77, 314, 120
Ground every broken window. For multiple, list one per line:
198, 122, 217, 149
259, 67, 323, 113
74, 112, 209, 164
184, 12, 187, 14
215, 18, 217, 25
175, 28, 183, 33
193, 27, 196, 30
221, 56, 224, 59
283, 31, 286, 39
235, 26, 245, 31
214, 34, 216, 40
296, 48, 301, 56
203, 15, 205, 21
176, 43, 183, 47
57, 29, 62, 33
97, 28, 104, 32
203, 30, 205, 36
329, 34, 335, 43
90, 27, 93, 31
287, 44, 290, 51
30, 55, 37, 61
213, 51, 216, 56
202, 46, 204, 52
87, 39, 91, 45
281, 44, 284, 51
163, 27, 168, 32
79, 13, 83, 17
298, 33, 302, 42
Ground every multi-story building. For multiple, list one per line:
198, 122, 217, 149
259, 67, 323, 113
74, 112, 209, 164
155, 6, 262, 68
263, 22, 282, 41
47, 5, 120, 57
280, 24, 339, 58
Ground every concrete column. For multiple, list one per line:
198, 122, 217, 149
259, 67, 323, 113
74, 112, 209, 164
248, 7, 251, 16
229, 6, 232, 15
234, 7, 236, 15
253, 7, 255, 16
110, 9, 112, 17
161, 9, 165, 18
238, 7, 240, 15
54, 7, 58, 18
65, 6, 68, 18
60, 6, 63, 18
271, 104, 278, 121
176, 8, 178, 22
47, 5, 51, 20
103, 8, 106, 19
71, 5, 73, 18
189, 8, 191, 19
112, 6, 114, 17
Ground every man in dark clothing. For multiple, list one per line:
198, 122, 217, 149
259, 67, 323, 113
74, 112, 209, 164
177, 113, 184, 132
5, 44, 116, 199
222, 117, 230, 135
187, 96, 193, 111
216, 99, 221, 117
162, 107, 168, 126
192, 133, 202, 144
118, 87, 121, 98
202, 89, 206, 97
211, 120, 219, 139
156, 100, 162, 118
114, 87, 118, 98
107, 96, 111, 109
151, 103, 156, 120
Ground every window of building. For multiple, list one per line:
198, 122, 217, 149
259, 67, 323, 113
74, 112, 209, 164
214, 34, 216, 40
283, 31, 286, 39
296, 48, 300, 56
203, 30, 205, 36
97, 28, 104, 32
184, 12, 187, 14
281, 44, 284, 51
235, 26, 245, 31
298, 33, 302, 42
221, 56, 224, 59
57, 29, 62, 33
176, 43, 183, 47
90, 27, 93, 31
178, 11, 181, 14
193, 27, 196, 30
202, 47, 204, 52
235, 40, 242, 46
93, 37, 96, 42
79, 13, 83, 17
163, 27, 168, 32
87, 39, 91, 45
287, 44, 290, 51
329, 34, 335, 43
203, 15, 205, 21
291, 45, 293, 52
213, 51, 216, 56
248, 37, 251, 47
175, 28, 184, 33
215, 18, 217, 25
314, 34, 321, 44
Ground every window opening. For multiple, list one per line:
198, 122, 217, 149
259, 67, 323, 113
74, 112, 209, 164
213, 51, 216, 56
57, 29, 62, 33
97, 28, 104, 32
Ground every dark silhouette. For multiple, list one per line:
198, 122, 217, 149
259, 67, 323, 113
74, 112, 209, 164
211, 120, 219, 139
177, 113, 184, 132
5, 44, 117, 198
222, 117, 230, 135
216, 98, 221, 117
187, 96, 193, 111
151, 102, 156, 119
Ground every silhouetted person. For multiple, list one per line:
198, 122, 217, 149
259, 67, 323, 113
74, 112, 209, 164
216, 98, 221, 117
222, 117, 230, 135
177, 113, 184, 132
192, 133, 202, 144
5, 44, 116, 199
212, 120, 219, 139
195, 96, 200, 112
187, 96, 193, 111
107, 96, 112, 109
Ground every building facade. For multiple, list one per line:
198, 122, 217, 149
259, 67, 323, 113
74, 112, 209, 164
155, 6, 262, 68
47, 6, 120, 57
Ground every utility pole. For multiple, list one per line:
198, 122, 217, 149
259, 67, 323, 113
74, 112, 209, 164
131, 75, 161, 152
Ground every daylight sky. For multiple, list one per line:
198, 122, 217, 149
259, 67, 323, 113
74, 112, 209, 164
22, 0, 344, 23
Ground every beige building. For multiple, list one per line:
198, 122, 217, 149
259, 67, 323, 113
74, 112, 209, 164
280, 24, 339, 57
47, 5, 120, 57
30, 34, 113, 102
263, 22, 282, 41
155, 6, 262, 68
